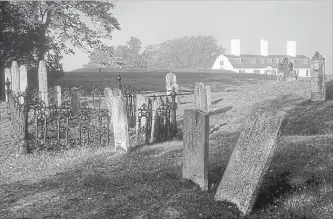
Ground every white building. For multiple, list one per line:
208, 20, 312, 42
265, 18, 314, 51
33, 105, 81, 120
212, 39, 311, 77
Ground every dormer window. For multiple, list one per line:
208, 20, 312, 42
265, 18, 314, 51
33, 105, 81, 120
252, 58, 256, 64
220, 60, 224, 66
261, 58, 265, 64
268, 58, 272, 63
304, 59, 308, 64
238, 58, 241, 64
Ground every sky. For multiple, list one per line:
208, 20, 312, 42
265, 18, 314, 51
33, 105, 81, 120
61, 1, 333, 73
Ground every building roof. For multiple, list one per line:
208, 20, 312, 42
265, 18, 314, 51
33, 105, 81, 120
223, 54, 310, 69
224, 54, 310, 59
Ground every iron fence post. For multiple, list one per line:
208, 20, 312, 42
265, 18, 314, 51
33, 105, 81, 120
116, 73, 122, 90
170, 87, 177, 138
21, 87, 30, 154
5, 78, 11, 115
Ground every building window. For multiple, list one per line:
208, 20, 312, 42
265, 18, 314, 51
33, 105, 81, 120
254, 70, 260, 74
239, 70, 245, 73
220, 60, 224, 66
261, 59, 265, 64
238, 58, 241, 64
304, 59, 308, 64
276, 58, 280, 64
268, 58, 272, 64
252, 58, 256, 64
306, 70, 309, 77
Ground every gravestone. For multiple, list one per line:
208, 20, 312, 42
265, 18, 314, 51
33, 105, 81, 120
11, 61, 20, 94
70, 88, 80, 114
19, 65, 28, 104
182, 109, 209, 191
4, 68, 11, 102
150, 98, 161, 143
194, 83, 207, 111
112, 95, 129, 151
38, 60, 49, 106
135, 93, 147, 133
166, 72, 177, 95
172, 83, 180, 105
277, 57, 296, 82
214, 107, 286, 216
310, 51, 326, 102
205, 86, 212, 108
54, 86, 62, 107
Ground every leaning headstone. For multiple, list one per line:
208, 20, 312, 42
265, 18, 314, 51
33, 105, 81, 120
183, 109, 209, 191
150, 98, 162, 143
214, 107, 286, 216
310, 51, 326, 102
112, 95, 129, 151
4, 68, 11, 102
11, 61, 20, 94
38, 60, 49, 106
166, 72, 177, 95
70, 88, 80, 114
54, 86, 62, 107
205, 86, 212, 108
135, 93, 147, 133
194, 83, 207, 111
19, 65, 28, 104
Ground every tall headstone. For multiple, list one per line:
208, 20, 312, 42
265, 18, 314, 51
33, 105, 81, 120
135, 93, 147, 133
70, 88, 80, 114
214, 107, 286, 216
112, 95, 129, 151
11, 61, 20, 94
4, 68, 11, 102
310, 51, 326, 102
166, 72, 177, 95
205, 86, 211, 108
38, 60, 49, 106
150, 98, 161, 143
19, 65, 28, 104
183, 109, 209, 191
194, 83, 207, 112
54, 86, 62, 107
172, 83, 180, 105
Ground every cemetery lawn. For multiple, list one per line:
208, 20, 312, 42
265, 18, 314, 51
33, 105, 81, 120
1, 74, 333, 218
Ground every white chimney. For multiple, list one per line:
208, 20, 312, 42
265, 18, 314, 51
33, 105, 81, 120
287, 41, 296, 57
231, 39, 240, 56
260, 39, 268, 56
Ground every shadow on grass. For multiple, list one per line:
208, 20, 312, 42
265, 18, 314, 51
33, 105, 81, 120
211, 98, 224, 105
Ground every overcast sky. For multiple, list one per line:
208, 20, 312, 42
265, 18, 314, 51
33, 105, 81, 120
61, 1, 333, 73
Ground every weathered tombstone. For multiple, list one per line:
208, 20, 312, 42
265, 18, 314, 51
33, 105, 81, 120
277, 57, 296, 82
214, 107, 286, 216
38, 60, 49, 106
54, 86, 62, 107
11, 61, 20, 94
112, 95, 129, 151
205, 86, 211, 108
104, 88, 114, 115
182, 109, 209, 191
194, 83, 207, 111
135, 93, 147, 133
4, 68, 11, 102
310, 51, 326, 102
150, 98, 161, 143
172, 83, 180, 105
70, 88, 80, 114
19, 65, 28, 104
166, 72, 177, 95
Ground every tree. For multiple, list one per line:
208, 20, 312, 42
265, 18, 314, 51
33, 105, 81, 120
84, 46, 117, 68
8, 0, 120, 70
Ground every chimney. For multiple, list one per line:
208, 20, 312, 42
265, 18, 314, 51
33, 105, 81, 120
287, 41, 296, 57
231, 39, 240, 56
260, 39, 268, 56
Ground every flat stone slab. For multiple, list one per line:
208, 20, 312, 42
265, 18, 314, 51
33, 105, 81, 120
214, 107, 286, 215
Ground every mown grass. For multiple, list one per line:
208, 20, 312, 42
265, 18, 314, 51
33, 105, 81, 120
1, 73, 333, 218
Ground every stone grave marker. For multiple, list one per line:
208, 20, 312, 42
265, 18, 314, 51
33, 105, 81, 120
19, 65, 28, 104
172, 83, 180, 105
112, 95, 129, 151
70, 88, 80, 114
150, 98, 161, 143
166, 72, 177, 95
214, 107, 286, 216
194, 82, 207, 111
11, 61, 20, 94
277, 57, 295, 82
182, 109, 209, 191
205, 86, 212, 108
135, 93, 147, 133
4, 68, 11, 102
310, 51, 326, 102
38, 60, 49, 106
54, 86, 62, 107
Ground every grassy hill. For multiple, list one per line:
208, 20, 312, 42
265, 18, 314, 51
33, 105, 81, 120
1, 73, 333, 218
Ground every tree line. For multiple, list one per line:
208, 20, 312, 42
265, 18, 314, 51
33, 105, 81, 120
84, 36, 226, 69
